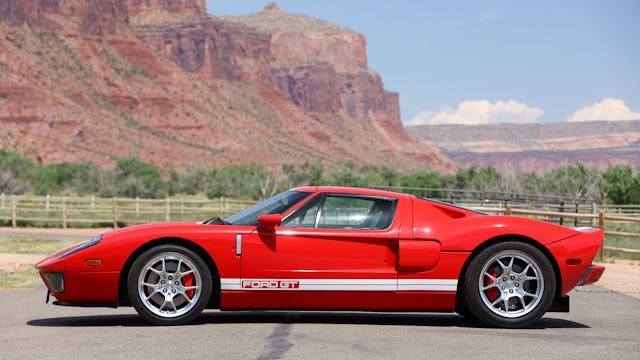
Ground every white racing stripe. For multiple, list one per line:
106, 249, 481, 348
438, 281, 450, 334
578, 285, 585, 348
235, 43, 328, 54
398, 279, 458, 291
220, 278, 457, 291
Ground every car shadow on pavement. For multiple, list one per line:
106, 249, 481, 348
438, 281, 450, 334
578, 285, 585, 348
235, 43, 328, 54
27, 311, 589, 329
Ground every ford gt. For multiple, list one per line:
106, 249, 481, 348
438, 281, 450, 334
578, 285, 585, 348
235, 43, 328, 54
36, 186, 605, 328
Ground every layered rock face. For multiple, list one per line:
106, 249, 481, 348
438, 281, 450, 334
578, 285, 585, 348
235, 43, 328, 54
0, 0, 129, 35
128, 0, 206, 15
127, 0, 206, 25
0, 1, 450, 172
407, 121, 640, 173
0, 0, 63, 27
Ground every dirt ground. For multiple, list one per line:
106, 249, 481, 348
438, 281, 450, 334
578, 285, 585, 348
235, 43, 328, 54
0, 253, 45, 272
594, 259, 640, 299
0, 227, 638, 299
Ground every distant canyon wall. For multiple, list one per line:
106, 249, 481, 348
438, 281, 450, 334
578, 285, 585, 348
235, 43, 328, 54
407, 121, 640, 173
0, 1, 450, 171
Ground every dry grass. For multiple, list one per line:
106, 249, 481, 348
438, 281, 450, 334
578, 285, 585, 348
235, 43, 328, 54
0, 266, 40, 290
0, 236, 78, 255
0, 236, 76, 289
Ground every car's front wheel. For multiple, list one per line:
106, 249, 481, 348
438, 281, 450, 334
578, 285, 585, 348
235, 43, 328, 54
463, 241, 556, 328
127, 245, 212, 325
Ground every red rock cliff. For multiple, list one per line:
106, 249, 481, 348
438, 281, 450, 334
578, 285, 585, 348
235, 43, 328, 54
0, 0, 129, 35
0, 1, 451, 172
127, 0, 206, 25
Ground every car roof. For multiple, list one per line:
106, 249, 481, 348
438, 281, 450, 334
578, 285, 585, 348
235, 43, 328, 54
293, 186, 411, 199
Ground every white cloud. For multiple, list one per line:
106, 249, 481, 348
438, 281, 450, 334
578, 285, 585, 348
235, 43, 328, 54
479, 11, 499, 23
410, 99, 544, 125
567, 98, 640, 122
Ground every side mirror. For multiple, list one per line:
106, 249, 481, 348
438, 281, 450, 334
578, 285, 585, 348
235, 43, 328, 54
258, 214, 282, 232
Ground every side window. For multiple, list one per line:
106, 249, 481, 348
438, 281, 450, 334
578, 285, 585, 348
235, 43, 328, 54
283, 194, 396, 230
281, 194, 323, 228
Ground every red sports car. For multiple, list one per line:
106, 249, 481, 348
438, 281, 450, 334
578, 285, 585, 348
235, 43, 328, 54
36, 186, 604, 328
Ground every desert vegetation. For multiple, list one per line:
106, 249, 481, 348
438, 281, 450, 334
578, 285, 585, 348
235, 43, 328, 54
1, 149, 639, 204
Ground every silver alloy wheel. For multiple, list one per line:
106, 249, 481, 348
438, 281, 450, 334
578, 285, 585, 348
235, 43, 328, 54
137, 252, 202, 318
478, 250, 544, 318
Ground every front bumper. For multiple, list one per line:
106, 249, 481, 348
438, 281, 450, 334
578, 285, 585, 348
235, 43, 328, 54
36, 253, 120, 305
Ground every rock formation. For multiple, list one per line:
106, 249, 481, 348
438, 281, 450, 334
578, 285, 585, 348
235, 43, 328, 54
407, 121, 640, 173
0, 0, 450, 172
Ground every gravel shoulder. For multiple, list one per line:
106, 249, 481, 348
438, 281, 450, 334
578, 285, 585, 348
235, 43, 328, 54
595, 259, 640, 299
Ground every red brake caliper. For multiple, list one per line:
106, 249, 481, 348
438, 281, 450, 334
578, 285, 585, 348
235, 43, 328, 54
184, 272, 195, 298
486, 266, 498, 302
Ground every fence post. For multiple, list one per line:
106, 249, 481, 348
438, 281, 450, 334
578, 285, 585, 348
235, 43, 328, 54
598, 212, 605, 261
46, 194, 50, 211
505, 203, 512, 216
0, 193, 4, 209
112, 197, 118, 229
61, 197, 67, 229
591, 202, 597, 227
136, 197, 140, 215
11, 195, 17, 228
165, 197, 170, 222
91, 195, 95, 209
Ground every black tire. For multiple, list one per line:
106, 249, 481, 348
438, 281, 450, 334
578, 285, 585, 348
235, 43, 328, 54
127, 245, 212, 325
454, 292, 476, 319
463, 241, 555, 328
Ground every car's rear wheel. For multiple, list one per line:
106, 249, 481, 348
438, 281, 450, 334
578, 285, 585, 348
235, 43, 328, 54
463, 241, 555, 328
127, 245, 212, 325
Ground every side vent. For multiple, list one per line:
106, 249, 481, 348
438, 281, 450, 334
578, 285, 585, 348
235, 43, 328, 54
434, 205, 466, 219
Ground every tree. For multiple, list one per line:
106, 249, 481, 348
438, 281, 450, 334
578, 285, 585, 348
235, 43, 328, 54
168, 165, 210, 196
323, 160, 361, 187
542, 164, 604, 201
207, 163, 280, 200
114, 156, 167, 198
603, 165, 640, 204
281, 161, 324, 188
0, 150, 37, 194
399, 170, 453, 198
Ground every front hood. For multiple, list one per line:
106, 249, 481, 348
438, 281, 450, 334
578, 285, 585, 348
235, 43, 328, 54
100, 221, 243, 244
104, 221, 201, 236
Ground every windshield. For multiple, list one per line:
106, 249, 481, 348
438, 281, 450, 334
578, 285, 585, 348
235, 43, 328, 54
224, 190, 312, 226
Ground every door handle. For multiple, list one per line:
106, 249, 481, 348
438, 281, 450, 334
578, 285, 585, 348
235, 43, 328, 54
235, 234, 242, 256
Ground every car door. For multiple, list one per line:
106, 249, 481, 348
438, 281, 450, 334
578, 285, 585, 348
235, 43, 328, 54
236, 193, 402, 309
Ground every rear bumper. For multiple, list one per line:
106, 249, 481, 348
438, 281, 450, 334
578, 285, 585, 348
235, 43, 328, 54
578, 264, 605, 286
547, 227, 604, 295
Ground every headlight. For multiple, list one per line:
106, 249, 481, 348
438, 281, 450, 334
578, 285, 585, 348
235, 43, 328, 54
43, 272, 65, 293
56, 235, 102, 259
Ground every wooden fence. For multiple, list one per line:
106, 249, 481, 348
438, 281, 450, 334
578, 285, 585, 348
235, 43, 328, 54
0, 194, 255, 228
0, 193, 638, 258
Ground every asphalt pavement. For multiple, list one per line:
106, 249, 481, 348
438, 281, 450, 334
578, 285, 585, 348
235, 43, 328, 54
1, 285, 638, 359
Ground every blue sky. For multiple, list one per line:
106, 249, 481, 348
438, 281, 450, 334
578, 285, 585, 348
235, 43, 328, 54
205, 1, 640, 125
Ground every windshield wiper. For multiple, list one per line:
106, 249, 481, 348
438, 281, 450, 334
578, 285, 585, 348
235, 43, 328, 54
202, 217, 230, 225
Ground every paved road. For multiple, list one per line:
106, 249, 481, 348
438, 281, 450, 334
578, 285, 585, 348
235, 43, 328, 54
1, 285, 638, 360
